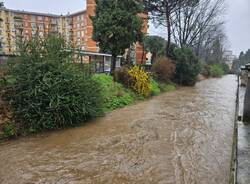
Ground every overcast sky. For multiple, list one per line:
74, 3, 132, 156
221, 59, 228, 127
3, 0, 250, 56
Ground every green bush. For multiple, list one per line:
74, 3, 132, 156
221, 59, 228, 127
210, 64, 224, 77
159, 83, 176, 92
201, 63, 211, 77
172, 47, 201, 86
3, 35, 103, 133
150, 79, 161, 96
221, 63, 230, 74
93, 74, 134, 111
2, 122, 16, 138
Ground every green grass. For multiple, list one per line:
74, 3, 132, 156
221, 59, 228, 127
92, 74, 134, 111
159, 83, 176, 92
150, 79, 161, 96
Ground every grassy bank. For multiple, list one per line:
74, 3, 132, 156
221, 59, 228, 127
0, 72, 176, 140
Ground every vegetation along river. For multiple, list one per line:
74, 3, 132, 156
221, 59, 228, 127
0, 75, 237, 184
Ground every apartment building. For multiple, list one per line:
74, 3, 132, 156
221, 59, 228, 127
0, 0, 148, 65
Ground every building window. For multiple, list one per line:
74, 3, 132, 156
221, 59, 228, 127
31, 23, 36, 29
31, 16, 36, 22
77, 31, 80, 38
38, 23, 43, 30
38, 16, 43, 21
77, 23, 80, 29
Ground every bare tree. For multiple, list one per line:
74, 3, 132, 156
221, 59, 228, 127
171, 0, 225, 48
197, 24, 229, 64
143, 0, 188, 56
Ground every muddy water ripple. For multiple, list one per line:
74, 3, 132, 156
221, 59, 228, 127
0, 75, 237, 184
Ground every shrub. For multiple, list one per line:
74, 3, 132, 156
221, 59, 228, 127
92, 74, 134, 111
150, 79, 161, 96
2, 122, 16, 138
3, 35, 103, 133
159, 83, 176, 92
221, 63, 230, 74
114, 66, 130, 87
172, 47, 201, 86
201, 63, 211, 77
152, 57, 175, 83
128, 66, 151, 97
210, 64, 224, 77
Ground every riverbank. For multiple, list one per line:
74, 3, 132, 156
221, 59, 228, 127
0, 74, 223, 141
0, 74, 176, 141
0, 75, 237, 184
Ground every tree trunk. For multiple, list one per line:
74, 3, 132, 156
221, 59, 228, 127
111, 54, 117, 75
165, 2, 171, 57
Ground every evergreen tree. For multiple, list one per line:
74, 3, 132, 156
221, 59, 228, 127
91, 0, 144, 74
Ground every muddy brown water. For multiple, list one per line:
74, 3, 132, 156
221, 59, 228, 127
0, 75, 237, 184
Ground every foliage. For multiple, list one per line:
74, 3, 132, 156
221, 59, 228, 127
152, 57, 175, 83
92, 74, 134, 111
210, 64, 224, 77
143, 35, 166, 63
3, 35, 103, 133
143, 0, 189, 56
239, 49, 250, 66
172, 47, 201, 86
201, 63, 211, 77
113, 66, 130, 88
2, 122, 16, 138
91, 0, 144, 73
150, 79, 161, 96
128, 66, 151, 97
159, 83, 176, 92
220, 63, 230, 74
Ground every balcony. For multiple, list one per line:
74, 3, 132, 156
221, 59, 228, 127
14, 16, 23, 22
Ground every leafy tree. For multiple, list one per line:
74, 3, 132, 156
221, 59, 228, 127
0, 2, 4, 8
239, 49, 250, 66
143, 35, 166, 63
172, 46, 201, 85
91, 0, 144, 74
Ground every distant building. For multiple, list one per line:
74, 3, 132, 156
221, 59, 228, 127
223, 50, 237, 69
0, 0, 148, 65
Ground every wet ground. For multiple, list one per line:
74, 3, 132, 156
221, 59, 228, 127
0, 75, 237, 184
237, 86, 250, 184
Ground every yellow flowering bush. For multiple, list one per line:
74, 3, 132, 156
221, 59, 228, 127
128, 66, 151, 97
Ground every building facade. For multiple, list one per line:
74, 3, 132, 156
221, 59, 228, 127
223, 50, 237, 69
0, 0, 148, 64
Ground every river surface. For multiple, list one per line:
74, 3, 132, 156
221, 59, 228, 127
0, 75, 237, 184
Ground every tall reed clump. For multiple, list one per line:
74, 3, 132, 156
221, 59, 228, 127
2, 35, 103, 134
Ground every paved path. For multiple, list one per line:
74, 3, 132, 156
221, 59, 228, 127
238, 87, 250, 184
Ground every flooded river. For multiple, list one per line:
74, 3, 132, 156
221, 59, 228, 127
0, 75, 237, 184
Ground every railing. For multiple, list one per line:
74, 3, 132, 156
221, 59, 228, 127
229, 75, 240, 184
